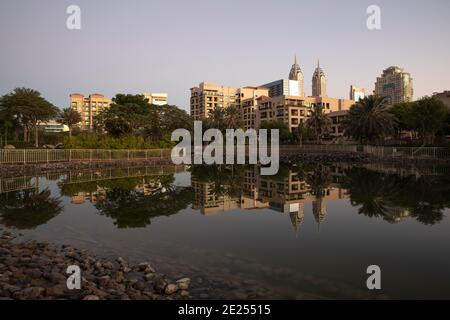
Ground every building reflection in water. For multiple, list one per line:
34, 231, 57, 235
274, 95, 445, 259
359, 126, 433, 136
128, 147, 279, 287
1, 163, 447, 230
191, 165, 349, 234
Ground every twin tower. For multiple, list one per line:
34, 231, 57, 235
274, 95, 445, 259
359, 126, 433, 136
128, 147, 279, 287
288, 56, 326, 97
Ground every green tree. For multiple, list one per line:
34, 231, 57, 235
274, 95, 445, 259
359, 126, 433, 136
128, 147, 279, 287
306, 104, 331, 143
205, 106, 227, 131
343, 95, 396, 144
1, 88, 58, 147
225, 105, 242, 129
259, 120, 293, 143
410, 96, 448, 145
389, 102, 415, 139
59, 108, 82, 138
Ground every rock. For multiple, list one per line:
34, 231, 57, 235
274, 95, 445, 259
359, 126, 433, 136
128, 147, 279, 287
98, 275, 110, 287
22, 287, 45, 299
179, 290, 190, 298
176, 278, 191, 290
144, 273, 155, 281
83, 295, 100, 300
165, 283, 178, 295
153, 275, 168, 293
49, 272, 66, 284
3, 144, 15, 149
46, 286, 66, 297
199, 293, 209, 299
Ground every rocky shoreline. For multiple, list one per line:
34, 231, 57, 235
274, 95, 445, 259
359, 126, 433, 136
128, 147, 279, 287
0, 231, 192, 300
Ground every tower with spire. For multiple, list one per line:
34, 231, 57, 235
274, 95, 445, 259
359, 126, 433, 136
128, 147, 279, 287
288, 55, 305, 97
312, 59, 326, 97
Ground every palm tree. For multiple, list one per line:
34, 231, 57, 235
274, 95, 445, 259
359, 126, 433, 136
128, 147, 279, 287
343, 95, 396, 144
225, 105, 242, 129
59, 108, 82, 138
306, 104, 331, 143
205, 106, 227, 131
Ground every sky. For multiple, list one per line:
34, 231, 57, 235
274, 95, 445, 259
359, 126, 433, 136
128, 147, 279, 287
1, 0, 449, 111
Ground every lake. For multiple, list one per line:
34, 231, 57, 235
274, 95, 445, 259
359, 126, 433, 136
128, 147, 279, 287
1, 162, 450, 299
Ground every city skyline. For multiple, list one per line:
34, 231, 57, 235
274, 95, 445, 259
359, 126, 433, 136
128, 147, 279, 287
1, 0, 450, 111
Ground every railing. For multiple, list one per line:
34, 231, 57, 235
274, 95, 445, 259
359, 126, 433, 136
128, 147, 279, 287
280, 145, 359, 154
0, 149, 172, 165
363, 146, 450, 160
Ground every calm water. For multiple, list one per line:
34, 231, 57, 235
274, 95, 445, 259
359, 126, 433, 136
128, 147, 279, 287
1, 163, 450, 299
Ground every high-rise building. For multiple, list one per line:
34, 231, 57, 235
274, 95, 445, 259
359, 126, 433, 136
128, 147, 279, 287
312, 60, 326, 97
70, 93, 111, 130
433, 90, 450, 110
260, 79, 304, 98
350, 85, 365, 101
374, 66, 413, 105
143, 93, 168, 106
288, 55, 305, 96
190, 82, 237, 120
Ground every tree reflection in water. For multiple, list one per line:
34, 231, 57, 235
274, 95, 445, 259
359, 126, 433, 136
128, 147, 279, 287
1, 163, 449, 230
0, 189, 63, 229
342, 167, 449, 225
94, 176, 194, 228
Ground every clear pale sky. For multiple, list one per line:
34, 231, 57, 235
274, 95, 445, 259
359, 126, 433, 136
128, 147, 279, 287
1, 0, 449, 111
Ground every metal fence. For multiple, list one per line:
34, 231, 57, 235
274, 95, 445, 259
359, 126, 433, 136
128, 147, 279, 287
0, 149, 172, 164
363, 145, 450, 160
280, 145, 359, 153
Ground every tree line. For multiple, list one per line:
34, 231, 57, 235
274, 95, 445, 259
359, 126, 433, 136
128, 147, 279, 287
1, 87, 448, 149
0, 88, 192, 148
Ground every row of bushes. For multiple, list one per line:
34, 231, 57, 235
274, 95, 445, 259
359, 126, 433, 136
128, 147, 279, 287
63, 134, 174, 149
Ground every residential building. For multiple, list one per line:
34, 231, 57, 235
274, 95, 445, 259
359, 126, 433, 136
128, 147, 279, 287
433, 90, 450, 109
143, 92, 168, 106
255, 95, 354, 132
190, 59, 354, 132
190, 82, 237, 120
70, 93, 112, 130
374, 66, 413, 105
237, 86, 269, 130
328, 110, 348, 140
260, 79, 305, 98
350, 85, 365, 101
312, 60, 326, 97
37, 120, 69, 133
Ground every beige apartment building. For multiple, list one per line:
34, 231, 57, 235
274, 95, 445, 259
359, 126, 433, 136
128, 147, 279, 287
375, 66, 413, 105
70, 93, 112, 130
255, 95, 354, 132
190, 82, 238, 120
143, 92, 168, 106
237, 86, 269, 129
190, 60, 355, 132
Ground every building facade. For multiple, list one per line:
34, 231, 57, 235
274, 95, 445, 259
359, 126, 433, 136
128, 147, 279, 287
37, 120, 69, 133
433, 90, 450, 110
350, 85, 365, 101
190, 59, 354, 132
143, 93, 168, 106
374, 66, 413, 105
190, 82, 237, 120
288, 56, 305, 96
70, 93, 112, 130
312, 60, 326, 97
